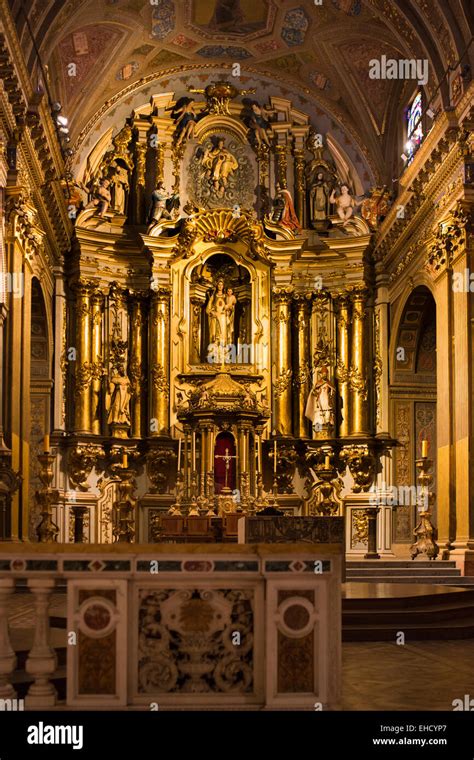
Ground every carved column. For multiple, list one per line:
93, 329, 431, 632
293, 294, 311, 438
256, 144, 271, 215
74, 282, 93, 433
183, 425, 191, 499
207, 425, 216, 489
130, 297, 145, 438
90, 289, 103, 435
0, 305, 7, 446
135, 141, 147, 225
335, 294, 351, 438
190, 297, 202, 364
0, 579, 16, 699
293, 149, 306, 228
155, 140, 165, 184
374, 270, 390, 436
149, 288, 170, 436
200, 425, 208, 489
52, 269, 67, 432
350, 288, 369, 436
25, 579, 57, 707
273, 288, 293, 436
444, 207, 474, 568
274, 144, 288, 188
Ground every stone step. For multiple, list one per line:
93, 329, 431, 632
346, 567, 461, 577
346, 576, 474, 585
347, 561, 458, 569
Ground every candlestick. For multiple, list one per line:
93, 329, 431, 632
177, 437, 182, 472
122, 451, 128, 469
421, 439, 428, 459
43, 434, 50, 453
273, 439, 277, 474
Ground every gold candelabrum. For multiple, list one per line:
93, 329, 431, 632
410, 446, 439, 560
35, 446, 60, 543
113, 458, 137, 542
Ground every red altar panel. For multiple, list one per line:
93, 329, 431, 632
214, 432, 236, 493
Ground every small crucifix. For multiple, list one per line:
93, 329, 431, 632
214, 447, 237, 491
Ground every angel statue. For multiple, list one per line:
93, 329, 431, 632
148, 181, 180, 226
85, 177, 112, 217
329, 184, 363, 225
241, 98, 276, 148
167, 97, 198, 146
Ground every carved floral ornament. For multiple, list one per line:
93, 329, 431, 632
68, 444, 105, 490
426, 205, 472, 276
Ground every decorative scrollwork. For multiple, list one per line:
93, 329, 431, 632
68, 444, 105, 491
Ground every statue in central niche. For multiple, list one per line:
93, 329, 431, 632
206, 278, 237, 361
200, 137, 239, 198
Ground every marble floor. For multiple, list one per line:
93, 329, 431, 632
342, 640, 474, 710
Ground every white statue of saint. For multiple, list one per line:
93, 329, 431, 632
206, 278, 238, 364
305, 366, 336, 430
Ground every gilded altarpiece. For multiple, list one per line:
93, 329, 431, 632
59, 82, 384, 545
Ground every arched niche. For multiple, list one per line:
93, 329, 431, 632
189, 252, 252, 365
390, 285, 437, 547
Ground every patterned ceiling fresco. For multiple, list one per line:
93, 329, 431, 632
7, 0, 473, 183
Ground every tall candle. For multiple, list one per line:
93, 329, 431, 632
122, 451, 128, 469
192, 431, 196, 471
177, 437, 182, 472
421, 439, 428, 458
273, 439, 277, 474
325, 454, 330, 467
43, 434, 50, 453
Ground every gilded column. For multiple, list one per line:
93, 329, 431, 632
293, 149, 305, 228
130, 297, 145, 438
74, 281, 93, 433
350, 288, 369, 436
149, 287, 170, 436
293, 294, 311, 438
90, 289, 103, 435
155, 140, 165, 184
135, 141, 147, 225
273, 288, 293, 436
335, 293, 351, 438
274, 144, 288, 188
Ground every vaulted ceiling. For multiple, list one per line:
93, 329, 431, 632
7, 0, 474, 183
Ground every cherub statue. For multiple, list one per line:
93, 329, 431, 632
329, 184, 362, 225
85, 178, 112, 216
